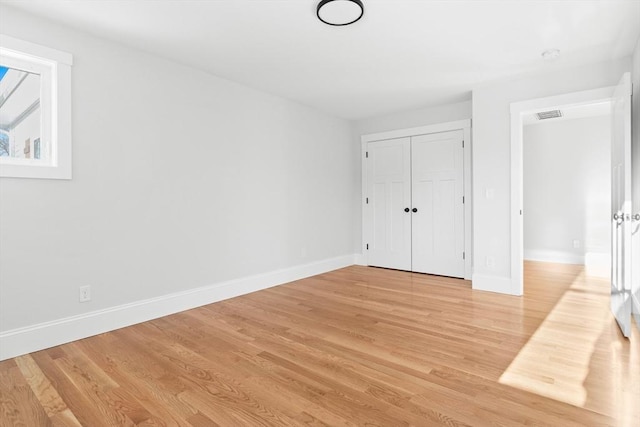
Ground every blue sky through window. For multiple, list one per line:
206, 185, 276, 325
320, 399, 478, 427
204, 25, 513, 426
0, 66, 8, 81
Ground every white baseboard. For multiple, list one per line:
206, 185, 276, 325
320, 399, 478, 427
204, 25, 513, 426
353, 253, 367, 266
524, 249, 584, 265
0, 254, 357, 361
472, 274, 519, 295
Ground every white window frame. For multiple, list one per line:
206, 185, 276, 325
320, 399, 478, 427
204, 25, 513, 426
0, 34, 73, 179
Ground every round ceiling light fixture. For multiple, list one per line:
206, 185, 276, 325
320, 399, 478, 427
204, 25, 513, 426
317, 0, 364, 26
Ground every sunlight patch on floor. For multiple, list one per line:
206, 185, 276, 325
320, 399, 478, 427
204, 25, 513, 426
499, 272, 609, 407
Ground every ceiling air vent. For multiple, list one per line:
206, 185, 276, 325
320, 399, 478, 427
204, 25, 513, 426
536, 110, 563, 120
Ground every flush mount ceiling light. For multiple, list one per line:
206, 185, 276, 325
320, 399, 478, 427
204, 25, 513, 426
317, 0, 364, 26
541, 48, 560, 61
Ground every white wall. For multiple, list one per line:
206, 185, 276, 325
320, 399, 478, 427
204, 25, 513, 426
0, 6, 356, 342
351, 100, 472, 254
472, 58, 631, 293
523, 116, 610, 274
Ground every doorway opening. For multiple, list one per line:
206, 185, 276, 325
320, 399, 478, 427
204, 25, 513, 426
510, 86, 615, 296
522, 102, 612, 278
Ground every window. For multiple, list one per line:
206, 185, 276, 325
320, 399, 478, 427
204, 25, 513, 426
0, 35, 72, 179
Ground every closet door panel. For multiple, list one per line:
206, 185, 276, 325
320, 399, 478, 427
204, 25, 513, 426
411, 131, 464, 277
437, 178, 458, 264
412, 178, 436, 264
367, 138, 412, 271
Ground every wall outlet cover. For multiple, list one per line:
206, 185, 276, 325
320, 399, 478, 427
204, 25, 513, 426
79, 285, 91, 303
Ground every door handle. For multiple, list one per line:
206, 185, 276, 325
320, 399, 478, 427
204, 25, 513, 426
412, 208, 418, 213
404, 207, 410, 213
633, 213, 640, 221
613, 212, 624, 225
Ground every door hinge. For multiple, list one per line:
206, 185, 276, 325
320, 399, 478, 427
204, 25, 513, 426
366, 197, 369, 204
463, 196, 465, 204
366, 244, 369, 250
463, 252, 465, 260
366, 151, 369, 158
462, 140, 464, 148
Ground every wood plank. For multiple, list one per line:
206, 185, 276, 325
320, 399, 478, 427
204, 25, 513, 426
1, 262, 638, 425
13, 354, 80, 426
0, 363, 51, 427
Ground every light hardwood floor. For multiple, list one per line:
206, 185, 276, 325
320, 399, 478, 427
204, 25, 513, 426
1, 262, 638, 426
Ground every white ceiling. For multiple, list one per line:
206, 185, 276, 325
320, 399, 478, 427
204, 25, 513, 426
1, 0, 639, 120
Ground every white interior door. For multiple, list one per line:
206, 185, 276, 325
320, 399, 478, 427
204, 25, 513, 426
367, 138, 412, 271
411, 131, 464, 277
611, 72, 632, 338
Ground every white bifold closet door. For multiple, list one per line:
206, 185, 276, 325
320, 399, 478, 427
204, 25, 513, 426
367, 137, 412, 271
366, 131, 464, 278
411, 131, 464, 277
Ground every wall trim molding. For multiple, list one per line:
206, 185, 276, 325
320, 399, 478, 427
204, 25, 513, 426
472, 274, 519, 296
353, 253, 367, 266
524, 249, 585, 265
0, 254, 357, 361
360, 119, 471, 143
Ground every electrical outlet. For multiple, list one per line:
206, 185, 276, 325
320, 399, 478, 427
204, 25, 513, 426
79, 285, 91, 302
486, 256, 495, 270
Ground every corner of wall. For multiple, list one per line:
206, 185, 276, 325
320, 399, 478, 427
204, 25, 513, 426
472, 274, 520, 296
